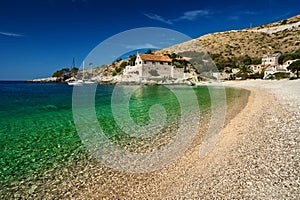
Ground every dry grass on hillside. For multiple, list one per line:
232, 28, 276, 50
159, 14, 300, 61
197, 27, 300, 58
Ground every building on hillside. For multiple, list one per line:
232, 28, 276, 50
263, 58, 300, 78
264, 65, 278, 77
249, 65, 264, 73
261, 53, 281, 66
123, 53, 184, 79
263, 64, 292, 79
264, 67, 290, 79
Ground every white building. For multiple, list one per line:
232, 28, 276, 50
263, 59, 300, 78
261, 53, 281, 66
123, 53, 184, 79
249, 65, 263, 73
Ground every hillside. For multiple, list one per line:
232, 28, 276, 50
159, 14, 300, 69
96, 14, 300, 78
249, 14, 300, 30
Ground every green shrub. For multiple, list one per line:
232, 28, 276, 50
274, 72, 290, 80
120, 61, 128, 68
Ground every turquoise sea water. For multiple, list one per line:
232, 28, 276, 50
0, 82, 80, 184
0, 82, 214, 184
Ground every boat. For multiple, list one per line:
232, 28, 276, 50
67, 79, 83, 85
67, 60, 95, 85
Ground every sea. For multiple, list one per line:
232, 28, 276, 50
0, 81, 217, 185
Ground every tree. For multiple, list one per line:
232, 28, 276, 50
115, 67, 121, 73
281, 19, 287, 25
278, 53, 289, 64
61, 68, 70, 75
239, 65, 252, 74
145, 49, 153, 54
236, 65, 252, 79
278, 49, 300, 64
52, 67, 76, 78
243, 55, 252, 65
172, 59, 189, 68
52, 70, 63, 77
112, 71, 117, 76
215, 62, 225, 72
115, 58, 122, 62
251, 58, 261, 65
71, 67, 79, 75
287, 60, 300, 78
120, 61, 128, 69
128, 55, 136, 66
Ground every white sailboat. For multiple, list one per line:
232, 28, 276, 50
67, 79, 83, 86
68, 61, 95, 85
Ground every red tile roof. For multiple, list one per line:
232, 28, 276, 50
138, 53, 172, 62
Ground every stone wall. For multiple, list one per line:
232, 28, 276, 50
173, 68, 184, 79
141, 63, 173, 78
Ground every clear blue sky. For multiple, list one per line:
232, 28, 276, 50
0, 0, 299, 80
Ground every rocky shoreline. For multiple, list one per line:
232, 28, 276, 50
27, 75, 195, 85
26, 77, 63, 83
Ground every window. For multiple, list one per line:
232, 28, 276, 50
152, 62, 155, 65
168, 62, 171, 65
160, 62, 163, 65
144, 61, 147, 64
139, 61, 141, 64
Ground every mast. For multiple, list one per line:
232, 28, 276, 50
72, 57, 76, 68
82, 61, 85, 80
89, 62, 93, 79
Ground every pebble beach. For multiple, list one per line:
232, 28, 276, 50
190, 79, 300, 199
77, 79, 300, 199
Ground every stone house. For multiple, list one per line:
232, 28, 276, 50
123, 53, 184, 79
261, 53, 281, 66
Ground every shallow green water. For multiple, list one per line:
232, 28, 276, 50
0, 82, 242, 184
